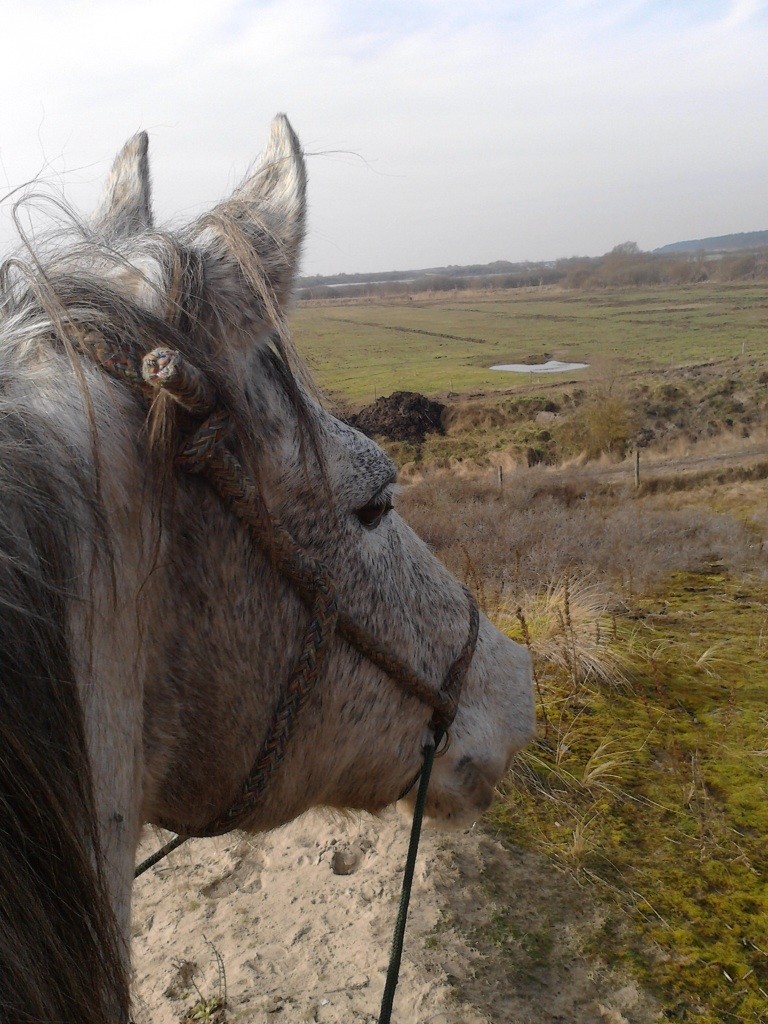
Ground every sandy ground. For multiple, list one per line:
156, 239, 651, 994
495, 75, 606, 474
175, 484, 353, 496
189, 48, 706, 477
132, 811, 661, 1024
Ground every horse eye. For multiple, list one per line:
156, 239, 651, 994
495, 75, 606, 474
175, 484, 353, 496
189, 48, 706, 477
356, 492, 394, 530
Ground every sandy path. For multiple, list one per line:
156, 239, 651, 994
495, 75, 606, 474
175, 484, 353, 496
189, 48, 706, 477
132, 811, 660, 1024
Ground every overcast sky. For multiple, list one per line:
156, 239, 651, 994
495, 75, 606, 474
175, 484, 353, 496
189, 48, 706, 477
0, 0, 766, 275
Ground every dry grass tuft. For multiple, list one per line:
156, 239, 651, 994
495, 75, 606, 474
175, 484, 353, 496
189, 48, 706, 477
497, 575, 635, 688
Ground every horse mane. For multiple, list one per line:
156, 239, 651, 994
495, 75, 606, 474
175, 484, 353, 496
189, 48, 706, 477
0, 397, 129, 1023
0, 208, 318, 1022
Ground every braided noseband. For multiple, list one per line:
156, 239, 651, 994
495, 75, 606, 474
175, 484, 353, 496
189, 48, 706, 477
91, 343, 479, 838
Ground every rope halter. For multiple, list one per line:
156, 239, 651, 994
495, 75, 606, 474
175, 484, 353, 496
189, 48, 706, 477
86, 344, 481, 837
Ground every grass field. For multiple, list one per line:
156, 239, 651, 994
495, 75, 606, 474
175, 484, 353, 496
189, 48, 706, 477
292, 282, 768, 405
498, 572, 768, 1023
292, 283, 768, 1023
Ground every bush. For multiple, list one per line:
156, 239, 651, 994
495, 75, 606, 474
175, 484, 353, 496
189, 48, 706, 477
556, 394, 637, 459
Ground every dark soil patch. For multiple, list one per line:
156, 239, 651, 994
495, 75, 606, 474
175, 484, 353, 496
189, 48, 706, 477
348, 390, 446, 444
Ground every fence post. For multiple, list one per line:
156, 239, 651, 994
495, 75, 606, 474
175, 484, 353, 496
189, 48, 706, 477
634, 449, 641, 490
498, 465, 504, 495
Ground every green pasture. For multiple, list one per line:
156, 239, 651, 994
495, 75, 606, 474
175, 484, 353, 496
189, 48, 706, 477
495, 573, 768, 1023
290, 283, 768, 405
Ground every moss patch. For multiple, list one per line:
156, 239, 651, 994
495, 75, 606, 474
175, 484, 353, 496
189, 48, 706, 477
491, 572, 768, 1022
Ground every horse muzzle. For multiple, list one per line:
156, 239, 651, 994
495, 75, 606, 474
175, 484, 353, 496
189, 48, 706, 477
400, 615, 535, 827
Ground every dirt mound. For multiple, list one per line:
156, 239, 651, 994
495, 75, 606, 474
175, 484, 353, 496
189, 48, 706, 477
348, 391, 445, 444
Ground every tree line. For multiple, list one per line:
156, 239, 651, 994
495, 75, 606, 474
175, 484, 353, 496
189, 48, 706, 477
298, 244, 768, 300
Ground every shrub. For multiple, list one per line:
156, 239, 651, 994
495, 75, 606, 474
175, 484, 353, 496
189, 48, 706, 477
556, 394, 637, 459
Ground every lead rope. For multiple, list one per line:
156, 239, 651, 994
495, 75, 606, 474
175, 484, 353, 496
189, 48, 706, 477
134, 835, 186, 878
134, 737, 439, 1024
378, 732, 440, 1024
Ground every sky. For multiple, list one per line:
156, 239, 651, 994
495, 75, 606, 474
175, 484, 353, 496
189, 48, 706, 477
0, 0, 766, 275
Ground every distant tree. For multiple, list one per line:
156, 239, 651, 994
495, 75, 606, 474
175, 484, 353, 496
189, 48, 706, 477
565, 267, 594, 289
665, 258, 709, 285
609, 241, 641, 257
718, 254, 758, 281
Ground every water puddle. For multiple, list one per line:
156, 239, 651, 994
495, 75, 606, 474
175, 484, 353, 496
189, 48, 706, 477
490, 360, 589, 374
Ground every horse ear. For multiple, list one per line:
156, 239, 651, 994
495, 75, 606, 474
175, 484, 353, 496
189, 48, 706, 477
195, 114, 307, 320
92, 132, 153, 238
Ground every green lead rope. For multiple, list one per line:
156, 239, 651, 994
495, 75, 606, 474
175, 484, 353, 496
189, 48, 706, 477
378, 733, 440, 1024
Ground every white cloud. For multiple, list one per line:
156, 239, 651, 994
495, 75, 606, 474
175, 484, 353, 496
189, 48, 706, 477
0, 0, 766, 271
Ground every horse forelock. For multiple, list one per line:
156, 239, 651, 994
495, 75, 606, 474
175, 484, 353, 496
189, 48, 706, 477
0, 219, 322, 482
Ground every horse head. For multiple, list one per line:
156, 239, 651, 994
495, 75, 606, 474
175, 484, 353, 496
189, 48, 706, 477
106, 117, 535, 834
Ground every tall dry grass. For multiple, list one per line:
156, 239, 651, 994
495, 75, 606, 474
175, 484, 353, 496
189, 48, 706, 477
498, 576, 635, 689
396, 461, 763, 599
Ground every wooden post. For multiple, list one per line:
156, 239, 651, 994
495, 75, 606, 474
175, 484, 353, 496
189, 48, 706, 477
498, 465, 504, 495
634, 449, 641, 490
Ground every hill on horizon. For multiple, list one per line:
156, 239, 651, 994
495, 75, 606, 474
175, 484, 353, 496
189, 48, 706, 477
654, 230, 768, 254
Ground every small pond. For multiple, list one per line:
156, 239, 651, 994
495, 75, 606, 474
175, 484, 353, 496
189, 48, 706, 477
490, 359, 589, 374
